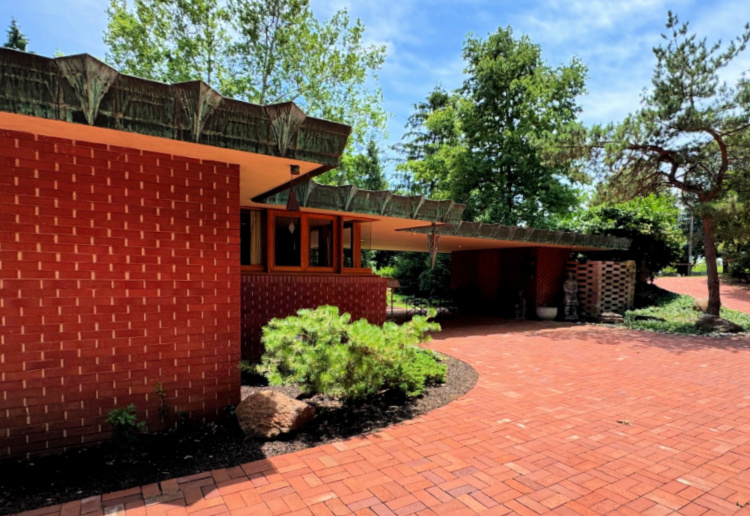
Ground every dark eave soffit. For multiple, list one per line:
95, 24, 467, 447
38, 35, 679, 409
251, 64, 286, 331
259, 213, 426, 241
400, 222, 632, 250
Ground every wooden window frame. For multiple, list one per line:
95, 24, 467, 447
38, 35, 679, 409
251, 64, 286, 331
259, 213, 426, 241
268, 210, 307, 272
241, 208, 375, 275
240, 208, 265, 272
307, 214, 338, 273
266, 210, 342, 273
342, 220, 372, 275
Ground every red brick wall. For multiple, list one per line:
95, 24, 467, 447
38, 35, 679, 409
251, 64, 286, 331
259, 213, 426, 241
451, 248, 536, 316
241, 274, 387, 362
536, 247, 572, 307
0, 129, 241, 458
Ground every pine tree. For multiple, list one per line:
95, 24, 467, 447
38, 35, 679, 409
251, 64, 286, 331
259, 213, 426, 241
4, 18, 29, 51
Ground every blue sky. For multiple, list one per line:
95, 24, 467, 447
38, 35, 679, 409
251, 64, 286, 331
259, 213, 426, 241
3, 0, 750, 165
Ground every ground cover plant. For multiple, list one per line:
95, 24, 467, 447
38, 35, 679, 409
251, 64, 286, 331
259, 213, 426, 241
624, 284, 750, 334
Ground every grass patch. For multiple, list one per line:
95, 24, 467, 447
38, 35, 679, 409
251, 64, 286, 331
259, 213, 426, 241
624, 284, 750, 334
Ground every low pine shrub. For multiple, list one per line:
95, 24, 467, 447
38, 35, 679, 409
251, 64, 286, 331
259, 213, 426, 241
255, 306, 445, 401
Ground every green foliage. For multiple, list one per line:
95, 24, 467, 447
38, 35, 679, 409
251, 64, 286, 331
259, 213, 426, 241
318, 139, 388, 190
455, 27, 588, 226
714, 149, 750, 280
625, 284, 750, 334
395, 87, 464, 198
256, 306, 445, 401
4, 18, 29, 51
392, 253, 452, 300
585, 13, 750, 314
375, 265, 396, 279
154, 382, 169, 421
104, 0, 387, 150
106, 404, 146, 451
395, 32, 588, 227
566, 194, 683, 275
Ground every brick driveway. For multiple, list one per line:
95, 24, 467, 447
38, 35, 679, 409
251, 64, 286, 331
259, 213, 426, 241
18, 319, 750, 516
655, 276, 750, 315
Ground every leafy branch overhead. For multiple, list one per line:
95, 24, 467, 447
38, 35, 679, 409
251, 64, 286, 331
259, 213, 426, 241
104, 0, 387, 148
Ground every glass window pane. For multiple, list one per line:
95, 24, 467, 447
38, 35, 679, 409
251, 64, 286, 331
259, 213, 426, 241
274, 216, 301, 267
343, 222, 353, 268
241, 210, 264, 266
309, 218, 334, 268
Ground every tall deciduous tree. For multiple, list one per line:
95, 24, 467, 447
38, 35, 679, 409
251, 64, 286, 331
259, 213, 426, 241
4, 18, 29, 51
455, 28, 587, 227
104, 0, 387, 148
589, 13, 750, 315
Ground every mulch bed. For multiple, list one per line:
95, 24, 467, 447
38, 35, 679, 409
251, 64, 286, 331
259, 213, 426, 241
0, 356, 477, 516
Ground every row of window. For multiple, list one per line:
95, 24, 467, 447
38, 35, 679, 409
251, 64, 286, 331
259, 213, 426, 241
240, 209, 368, 273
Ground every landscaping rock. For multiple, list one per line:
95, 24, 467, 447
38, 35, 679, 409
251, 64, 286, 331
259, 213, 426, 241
693, 297, 709, 312
598, 312, 624, 324
695, 314, 744, 333
236, 390, 315, 439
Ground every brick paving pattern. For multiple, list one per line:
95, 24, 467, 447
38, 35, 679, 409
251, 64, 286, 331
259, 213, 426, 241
16, 314, 750, 515
656, 276, 750, 315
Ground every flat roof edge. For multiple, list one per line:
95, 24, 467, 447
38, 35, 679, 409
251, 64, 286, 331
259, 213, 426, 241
0, 49, 350, 167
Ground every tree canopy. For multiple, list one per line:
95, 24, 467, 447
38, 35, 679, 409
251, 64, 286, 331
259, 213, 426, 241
319, 139, 388, 190
4, 18, 29, 51
104, 0, 387, 148
395, 87, 463, 199
456, 28, 587, 226
587, 12, 750, 315
395, 28, 588, 227
566, 194, 683, 278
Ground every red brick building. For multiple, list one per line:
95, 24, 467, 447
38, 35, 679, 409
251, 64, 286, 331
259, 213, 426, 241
0, 50, 629, 457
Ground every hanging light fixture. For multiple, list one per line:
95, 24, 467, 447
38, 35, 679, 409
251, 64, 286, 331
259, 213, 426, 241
286, 164, 301, 211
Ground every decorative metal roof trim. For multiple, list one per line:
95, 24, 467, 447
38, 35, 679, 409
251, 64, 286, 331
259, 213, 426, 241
399, 221, 631, 251
0, 49, 351, 167
259, 180, 466, 225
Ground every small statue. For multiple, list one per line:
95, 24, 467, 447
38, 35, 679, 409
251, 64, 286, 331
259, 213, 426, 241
514, 290, 526, 320
563, 271, 579, 321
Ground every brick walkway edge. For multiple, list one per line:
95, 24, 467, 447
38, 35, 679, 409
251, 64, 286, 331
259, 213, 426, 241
15, 317, 750, 515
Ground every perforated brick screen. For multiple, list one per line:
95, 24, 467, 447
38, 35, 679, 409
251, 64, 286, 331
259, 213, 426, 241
565, 261, 636, 318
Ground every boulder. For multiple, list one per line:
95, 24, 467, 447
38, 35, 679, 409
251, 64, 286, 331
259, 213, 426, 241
695, 314, 744, 334
693, 298, 709, 312
236, 390, 315, 439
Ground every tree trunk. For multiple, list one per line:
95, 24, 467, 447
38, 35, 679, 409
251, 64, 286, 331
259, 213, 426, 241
701, 215, 722, 316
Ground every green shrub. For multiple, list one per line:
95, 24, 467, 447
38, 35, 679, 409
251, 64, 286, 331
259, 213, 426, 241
106, 404, 146, 451
375, 265, 396, 278
256, 306, 445, 401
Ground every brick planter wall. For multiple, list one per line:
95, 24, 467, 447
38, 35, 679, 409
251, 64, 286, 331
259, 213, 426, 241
241, 274, 387, 362
0, 129, 241, 458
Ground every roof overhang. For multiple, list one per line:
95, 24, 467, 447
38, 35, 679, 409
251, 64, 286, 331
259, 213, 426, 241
398, 222, 631, 251
0, 49, 350, 168
255, 181, 632, 253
